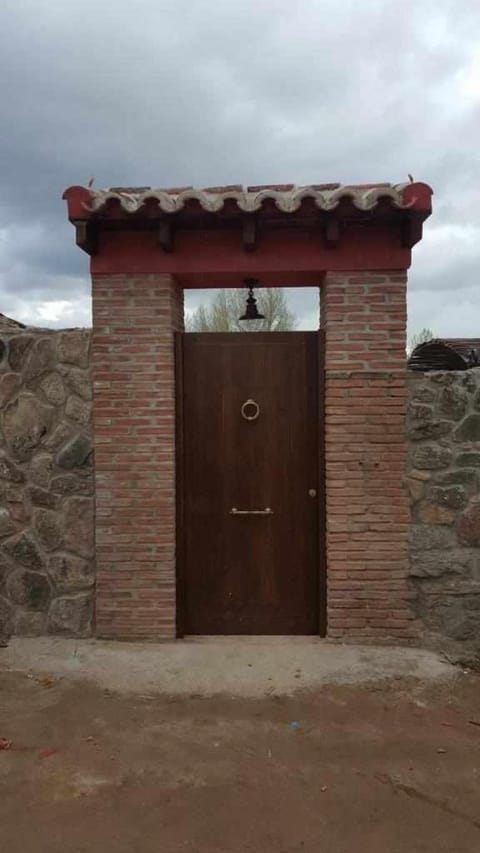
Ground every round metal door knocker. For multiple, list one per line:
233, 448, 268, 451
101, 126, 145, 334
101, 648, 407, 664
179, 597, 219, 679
241, 398, 260, 421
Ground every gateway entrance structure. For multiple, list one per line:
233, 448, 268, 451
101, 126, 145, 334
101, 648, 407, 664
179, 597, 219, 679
63, 181, 432, 641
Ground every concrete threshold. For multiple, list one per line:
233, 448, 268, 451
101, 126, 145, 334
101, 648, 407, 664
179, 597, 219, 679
0, 636, 456, 698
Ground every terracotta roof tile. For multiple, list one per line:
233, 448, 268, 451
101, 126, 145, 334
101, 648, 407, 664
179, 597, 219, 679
108, 186, 151, 193
247, 183, 296, 192
88, 182, 418, 215
202, 184, 243, 193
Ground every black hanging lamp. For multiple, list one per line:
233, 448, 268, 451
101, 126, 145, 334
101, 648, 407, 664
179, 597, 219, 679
239, 278, 265, 322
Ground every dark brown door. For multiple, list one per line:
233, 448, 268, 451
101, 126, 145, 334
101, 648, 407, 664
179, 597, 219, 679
178, 332, 323, 635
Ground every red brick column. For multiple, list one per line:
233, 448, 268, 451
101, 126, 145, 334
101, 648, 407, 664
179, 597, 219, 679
91, 273, 183, 639
321, 271, 415, 642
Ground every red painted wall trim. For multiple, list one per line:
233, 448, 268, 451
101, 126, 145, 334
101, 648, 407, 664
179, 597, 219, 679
89, 227, 412, 285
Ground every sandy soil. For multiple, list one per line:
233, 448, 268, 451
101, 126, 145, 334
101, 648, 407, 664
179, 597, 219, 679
1, 668, 480, 852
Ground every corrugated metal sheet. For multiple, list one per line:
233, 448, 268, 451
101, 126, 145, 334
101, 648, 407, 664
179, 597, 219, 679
408, 339, 480, 371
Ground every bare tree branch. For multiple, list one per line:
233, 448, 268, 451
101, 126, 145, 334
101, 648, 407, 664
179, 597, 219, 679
186, 289, 297, 332
408, 327, 435, 355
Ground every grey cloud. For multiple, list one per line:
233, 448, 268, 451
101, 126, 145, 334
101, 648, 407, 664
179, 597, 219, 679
0, 0, 479, 329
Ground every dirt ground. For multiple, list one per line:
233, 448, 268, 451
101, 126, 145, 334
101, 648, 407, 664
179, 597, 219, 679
1, 667, 480, 852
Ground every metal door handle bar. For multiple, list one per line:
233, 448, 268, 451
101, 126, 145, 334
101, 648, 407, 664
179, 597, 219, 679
230, 507, 273, 515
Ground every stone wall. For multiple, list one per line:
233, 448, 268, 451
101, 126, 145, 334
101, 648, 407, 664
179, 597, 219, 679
407, 369, 480, 653
1, 306, 479, 651
0, 315, 93, 639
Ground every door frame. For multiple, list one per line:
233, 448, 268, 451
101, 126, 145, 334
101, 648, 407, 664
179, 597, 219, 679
175, 330, 326, 637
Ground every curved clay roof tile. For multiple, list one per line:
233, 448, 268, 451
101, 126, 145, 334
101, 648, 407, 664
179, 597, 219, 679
86, 182, 414, 216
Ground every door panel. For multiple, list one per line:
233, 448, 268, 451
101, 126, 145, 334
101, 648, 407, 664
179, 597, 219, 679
180, 332, 322, 635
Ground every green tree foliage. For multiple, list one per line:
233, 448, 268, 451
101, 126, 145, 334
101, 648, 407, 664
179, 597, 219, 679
186, 288, 297, 332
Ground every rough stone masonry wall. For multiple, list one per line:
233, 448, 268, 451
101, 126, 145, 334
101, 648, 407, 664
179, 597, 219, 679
0, 315, 93, 639
1, 305, 479, 651
407, 369, 480, 653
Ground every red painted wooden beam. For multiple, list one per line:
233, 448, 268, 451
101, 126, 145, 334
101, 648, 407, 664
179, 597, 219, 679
62, 182, 433, 285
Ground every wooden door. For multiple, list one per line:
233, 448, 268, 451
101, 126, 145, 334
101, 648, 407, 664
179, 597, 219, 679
178, 332, 323, 635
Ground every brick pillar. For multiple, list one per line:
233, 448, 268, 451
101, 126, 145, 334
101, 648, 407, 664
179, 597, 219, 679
91, 273, 183, 639
321, 271, 415, 642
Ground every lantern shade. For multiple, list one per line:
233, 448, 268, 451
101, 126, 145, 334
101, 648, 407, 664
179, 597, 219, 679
239, 279, 265, 321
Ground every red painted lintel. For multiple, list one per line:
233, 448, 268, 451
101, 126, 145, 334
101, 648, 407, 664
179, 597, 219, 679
89, 226, 413, 286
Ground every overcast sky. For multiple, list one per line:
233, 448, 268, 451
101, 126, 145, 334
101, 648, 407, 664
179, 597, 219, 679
1, 0, 479, 338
